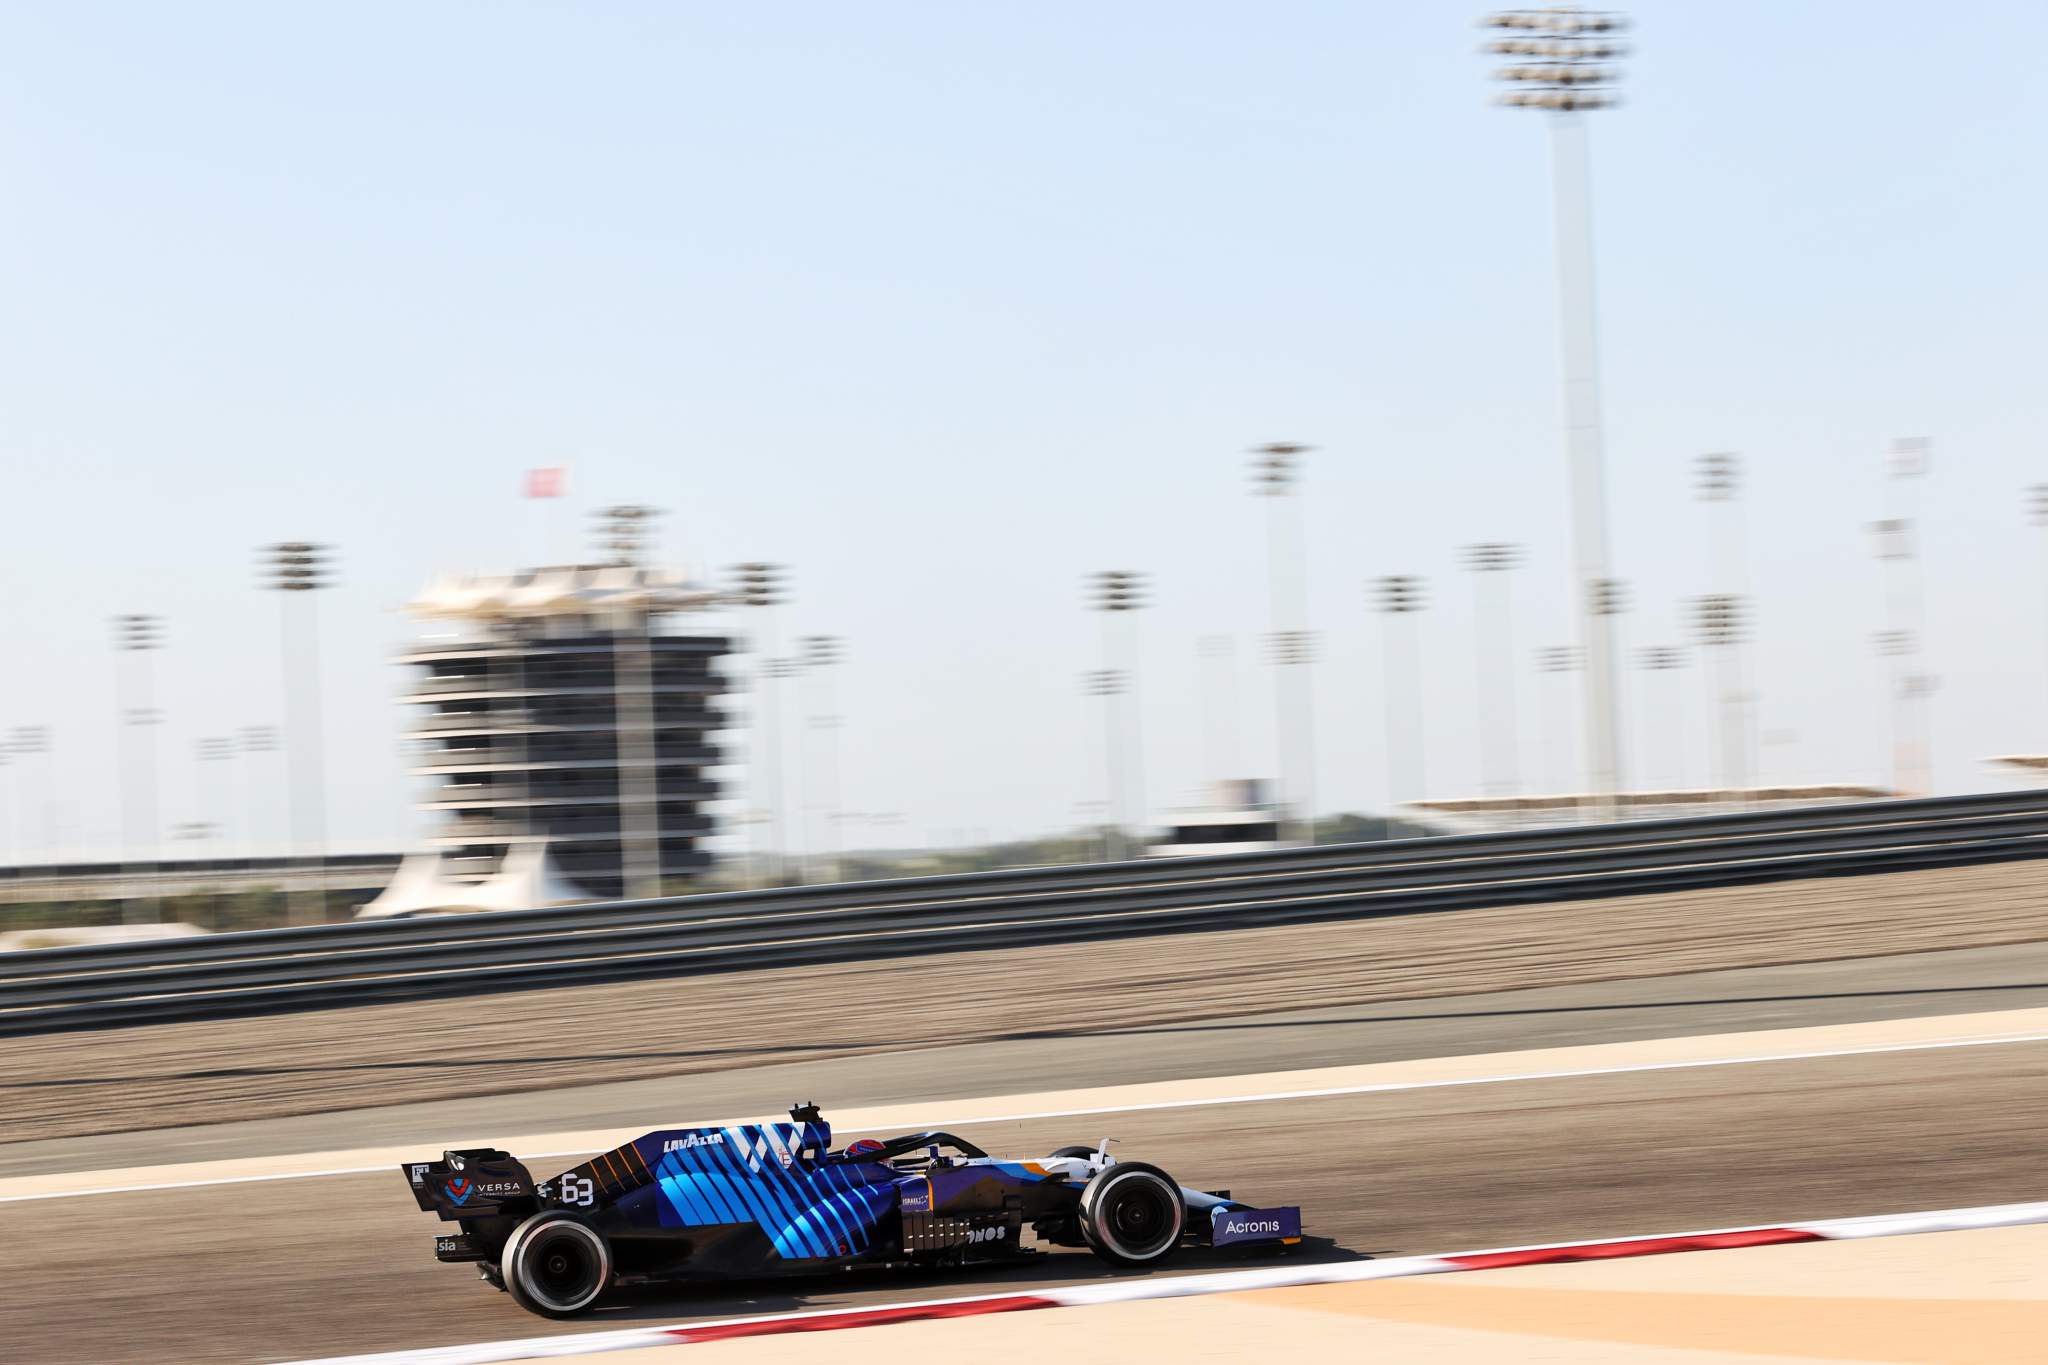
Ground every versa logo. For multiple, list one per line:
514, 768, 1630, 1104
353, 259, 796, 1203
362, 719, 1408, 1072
445, 1176, 473, 1206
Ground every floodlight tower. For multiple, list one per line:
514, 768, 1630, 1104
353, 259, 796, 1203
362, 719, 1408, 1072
1082, 668, 1129, 861
593, 504, 665, 899
729, 563, 789, 882
1087, 570, 1149, 858
262, 541, 335, 924
1266, 629, 1318, 837
1695, 452, 1758, 799
1635, 645, 1687, 792
1461, 543, 1525, 802
1481, 7, 1630, 816
240, 725, 278, 860
1534, 644, 1581, 798
1373, 575, 1428, 818
1873, 439, 1933, 795
1250, 442, 1317, 843
1691, 594, 1749, 808
113, 613, 165, 925
799, 634, 846, 884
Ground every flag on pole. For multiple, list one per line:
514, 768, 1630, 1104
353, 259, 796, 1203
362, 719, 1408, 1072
525, 467, 566, 499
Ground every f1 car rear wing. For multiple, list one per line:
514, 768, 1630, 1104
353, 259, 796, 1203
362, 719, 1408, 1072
401, 1149, 537, 1221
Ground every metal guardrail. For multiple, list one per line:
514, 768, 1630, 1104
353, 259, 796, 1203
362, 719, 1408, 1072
4, 790, 2047, 1036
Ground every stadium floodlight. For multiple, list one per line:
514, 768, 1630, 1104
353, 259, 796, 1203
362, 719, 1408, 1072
1873, 439, 1932, 796
592, 504, 662, 567
1461, 545, 1525, 802
1249, 442, 1310, 496
1636, 645, 1687, 791
1696, 452, 1739, 502
1589, 578, 1629, 616
1081, 669, 1124, 697
797, 636, 848, 884
1483, 7, 1629, 111
1373, 575, 1427, 615
261, 541, 337, 925
1267, 629, 1317, 666
1479, 7, 1633, 815
1691, 593, 1748, 647
112, 613, 166, 925
1249, 443, 1318, 845
728, 561, 787, 607
588, 507, 668, 898
725, 563, 792, 883
1371, 576, 1429, 818
1087, 572, 1150, 859
1086, 569, 1148, 613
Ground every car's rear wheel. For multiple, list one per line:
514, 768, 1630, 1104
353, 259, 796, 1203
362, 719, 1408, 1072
1050, 1145, 1098, 1161
502, 1212, 611, 1317
1078, 1162, 1184, 1268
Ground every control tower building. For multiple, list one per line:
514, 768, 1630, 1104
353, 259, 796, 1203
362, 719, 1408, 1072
396, 562, 732, 902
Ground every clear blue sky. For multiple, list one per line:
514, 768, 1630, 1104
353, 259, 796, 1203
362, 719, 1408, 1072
3, 1, 2046, 859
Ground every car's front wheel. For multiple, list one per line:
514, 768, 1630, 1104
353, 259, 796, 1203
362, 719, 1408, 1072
502, 1212, 611, 1317
1078, 1163, 1184, 1268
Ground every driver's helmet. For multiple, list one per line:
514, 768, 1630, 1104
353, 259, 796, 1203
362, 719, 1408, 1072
844, 1137, 887, 1159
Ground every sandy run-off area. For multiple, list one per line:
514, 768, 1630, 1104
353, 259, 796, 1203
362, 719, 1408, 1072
11, 856, 2048, 1142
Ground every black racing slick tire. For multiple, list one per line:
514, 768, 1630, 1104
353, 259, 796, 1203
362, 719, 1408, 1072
1050, 1146, 1098, 1161
502, 1212, 612, 1318
1078, 1162, 1185, 1268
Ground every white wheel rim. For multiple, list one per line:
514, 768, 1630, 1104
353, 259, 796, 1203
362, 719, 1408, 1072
1095, 1170, 1181, 1259
513, 1220, 609, 1312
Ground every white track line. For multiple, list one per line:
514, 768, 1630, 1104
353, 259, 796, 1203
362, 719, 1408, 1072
280, 1197, 2048, 1365
899, 1026, 2048, 1127
8, 1024, 2048, 1204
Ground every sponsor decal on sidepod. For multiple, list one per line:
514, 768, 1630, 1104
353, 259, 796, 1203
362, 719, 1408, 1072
663, 1134, 725, 1154
1213, 1206, 1301, 1246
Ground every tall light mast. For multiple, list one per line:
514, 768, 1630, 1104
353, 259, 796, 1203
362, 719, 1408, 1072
1481, 7, 1631, 814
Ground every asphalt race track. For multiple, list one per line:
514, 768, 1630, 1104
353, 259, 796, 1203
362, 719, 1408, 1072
6, 941, 2048, 1364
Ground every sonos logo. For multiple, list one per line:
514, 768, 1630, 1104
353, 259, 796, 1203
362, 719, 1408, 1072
964, 1226, 1007, 1244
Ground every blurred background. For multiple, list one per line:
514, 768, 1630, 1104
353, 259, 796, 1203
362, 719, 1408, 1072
3, 0, 2048, 927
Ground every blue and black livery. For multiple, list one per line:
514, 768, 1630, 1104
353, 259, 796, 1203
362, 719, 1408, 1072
402, 1102, 1303, 1317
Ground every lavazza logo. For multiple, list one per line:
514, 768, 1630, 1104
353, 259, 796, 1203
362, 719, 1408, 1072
663, 1133, 725, 1154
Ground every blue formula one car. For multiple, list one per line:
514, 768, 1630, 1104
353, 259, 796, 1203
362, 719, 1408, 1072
402, 1103, 1303, 1317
